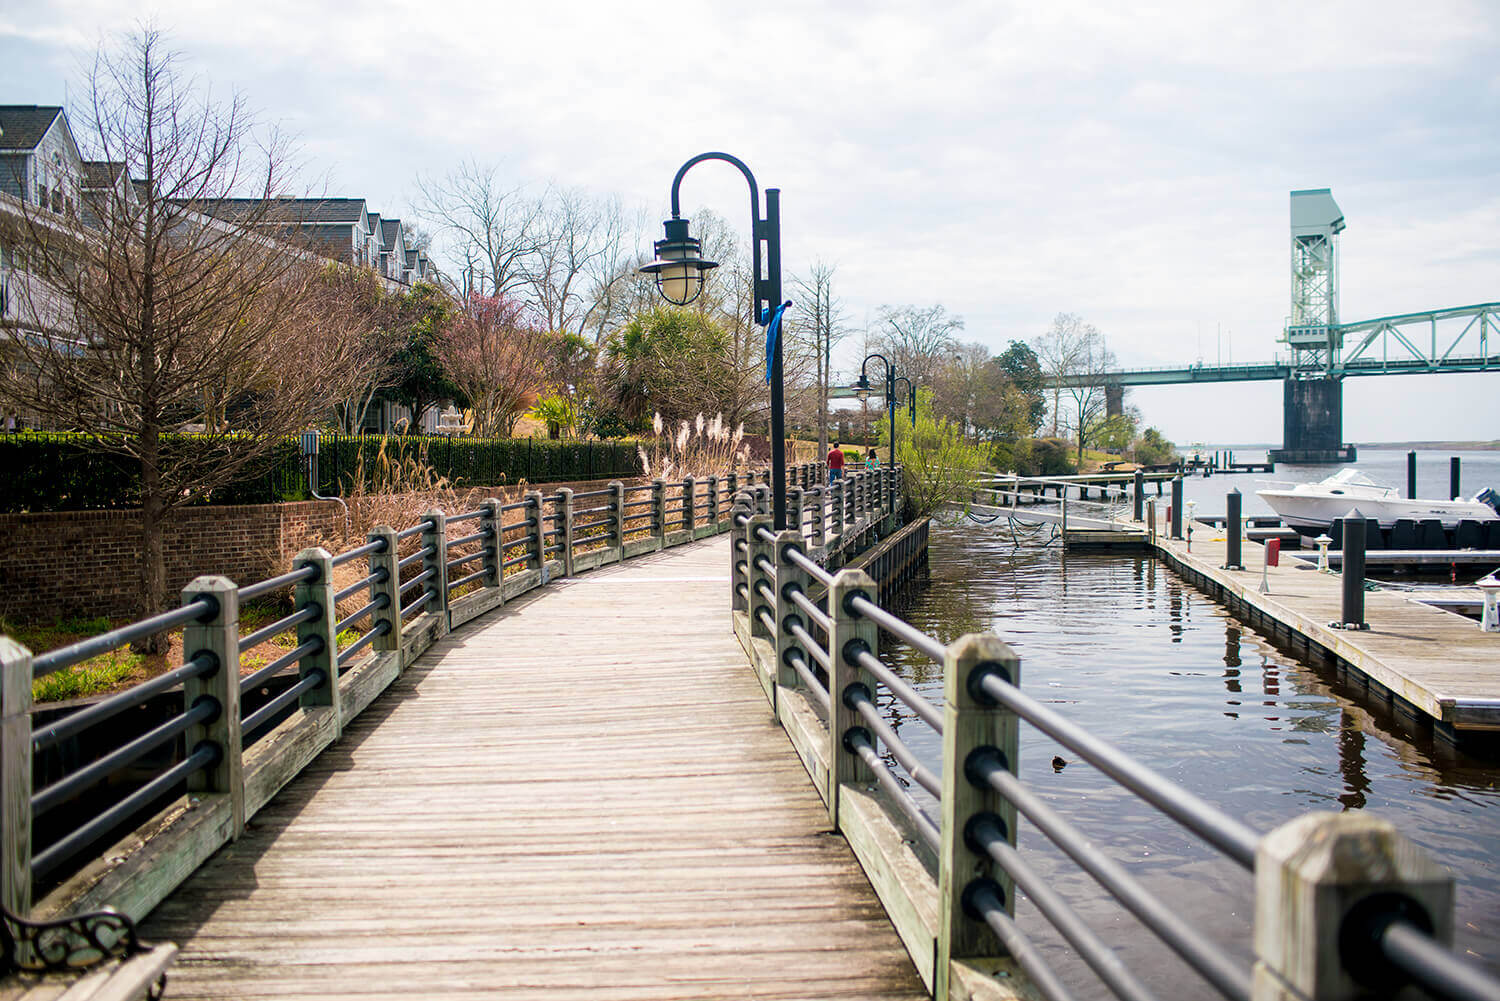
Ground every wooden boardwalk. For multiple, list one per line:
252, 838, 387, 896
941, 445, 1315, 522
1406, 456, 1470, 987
140, 536, 928, 1000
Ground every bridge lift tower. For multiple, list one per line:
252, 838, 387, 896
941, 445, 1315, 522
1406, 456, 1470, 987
1269, 188, 1358, 464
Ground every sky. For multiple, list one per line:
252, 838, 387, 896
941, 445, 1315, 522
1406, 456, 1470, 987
2, 0, 1497, 445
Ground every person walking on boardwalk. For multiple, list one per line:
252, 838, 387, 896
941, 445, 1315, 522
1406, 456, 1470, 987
827, 442, 845, 482
865, 449, 880, 471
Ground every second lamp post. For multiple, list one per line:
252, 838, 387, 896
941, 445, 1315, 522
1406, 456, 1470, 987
855, 352, 910, 468
640, 152, 791, 530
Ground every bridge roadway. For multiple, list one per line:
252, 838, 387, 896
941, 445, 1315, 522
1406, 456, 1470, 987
139, 537, 928, 1000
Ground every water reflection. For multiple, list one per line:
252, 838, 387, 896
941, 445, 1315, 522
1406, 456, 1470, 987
879, 517, 1500, 995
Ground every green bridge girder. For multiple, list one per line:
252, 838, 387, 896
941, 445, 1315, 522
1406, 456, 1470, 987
1048, 301, 1499, 388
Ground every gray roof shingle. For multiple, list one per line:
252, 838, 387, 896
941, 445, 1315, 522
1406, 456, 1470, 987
0, 106, 63, 151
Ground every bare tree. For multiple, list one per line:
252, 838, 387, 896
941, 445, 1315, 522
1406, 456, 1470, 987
792, 260, 847, 461
0, 30, 363, 643
873, 303, 964, 383
306, 264, 402, 432
415, 161, 539, 301
436, 294, 554, 437
1034, 313, 1118, 465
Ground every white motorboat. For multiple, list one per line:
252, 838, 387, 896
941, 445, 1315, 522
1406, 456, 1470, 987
1255, 468, 1500, 534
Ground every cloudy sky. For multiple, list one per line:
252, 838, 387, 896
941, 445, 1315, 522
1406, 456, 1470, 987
3, 1, 1497, 445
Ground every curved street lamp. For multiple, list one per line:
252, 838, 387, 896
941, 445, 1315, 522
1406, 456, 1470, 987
854, 352, 903, 468
640, 152, 791, 529
893, 375, 916, 428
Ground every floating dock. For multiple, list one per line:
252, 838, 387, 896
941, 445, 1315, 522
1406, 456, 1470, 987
1141, 517, 1500, 734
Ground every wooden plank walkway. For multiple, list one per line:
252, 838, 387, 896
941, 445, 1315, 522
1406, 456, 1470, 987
140, 536, 928, 1000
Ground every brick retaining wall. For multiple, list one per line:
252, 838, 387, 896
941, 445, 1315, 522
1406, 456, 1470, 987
0, 479, 647, 623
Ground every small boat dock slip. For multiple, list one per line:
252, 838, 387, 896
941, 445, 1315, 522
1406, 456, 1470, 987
141, 538, 929, 1000
1149, 517, 1500, 734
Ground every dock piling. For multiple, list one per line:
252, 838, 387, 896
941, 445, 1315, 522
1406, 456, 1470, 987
1223, 490, 1244, 570
1335, 510, 1370, 630
1133, 469, 1144, 521
1450, 456, 1461, 501
1170, 476, 1184, 540
1408, 450, 1417, 499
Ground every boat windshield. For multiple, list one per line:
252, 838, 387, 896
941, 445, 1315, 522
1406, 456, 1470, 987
1322, 468, 1381, 488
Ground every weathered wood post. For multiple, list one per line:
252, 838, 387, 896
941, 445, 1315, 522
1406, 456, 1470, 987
747, 514, 776, 648
706, 475, 719, 531
1, 638, 34, 916
368, 525, 405, 654
609, 480, 627, 562
731, 491, 755, 614
831, 479, 846, 543
557, 488, 576, 576
726, 471, 739, 507
810, 487, 826, 548
773, 530, 810, 705
651, 478, 667, 549
682, 476, 696, 536
528, 492, 552, 579
1134, 468, 1145, 522
1146, 498, 1157, 546
182, 575, 246, 836
293, 548, 342, 737
1253, 812, 1454, 1001
420, 509, 449, 630
936, 633, 1020, 999
827, 568, 878, 828
788, 487, 804, 540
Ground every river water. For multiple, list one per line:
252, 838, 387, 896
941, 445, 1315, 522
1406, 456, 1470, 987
879, 449, 1500, 999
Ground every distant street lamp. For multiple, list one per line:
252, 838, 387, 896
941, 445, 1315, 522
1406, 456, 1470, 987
854, 352, 904, 468
893, 376, 916, 428
640, 152, 791, 529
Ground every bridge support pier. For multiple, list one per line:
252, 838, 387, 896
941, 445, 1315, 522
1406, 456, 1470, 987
1268, 378, 1357, 464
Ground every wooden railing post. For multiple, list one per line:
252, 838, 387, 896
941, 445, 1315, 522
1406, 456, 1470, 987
747, 514, 776, 644
1253, 812, 1454, 1001
479, 501, 505, 599
682, 476, 696, 535
557, 488, 576, 576
831, 479, 846, 542
1, 637, 34, 917
787, 487, 804, 540
293, 548, 342, 737
706, 475, 720, 530
827, 568, 878, 829
651, 478, 667, 549
420, 508, 449, 630
731, 491, 755, 614
609, 480, 627, 562
936, 633, 1018, 999
773, 530, 810, 700
726, 471, 739, 505
810, 487, 826, 548
182, 575, 245, 837
367, 525, 404, 654
525, 491, 547, 580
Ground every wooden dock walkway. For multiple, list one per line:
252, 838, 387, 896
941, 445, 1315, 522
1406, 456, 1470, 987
1150, 515, 1500, 733
139, 537, 928, 1000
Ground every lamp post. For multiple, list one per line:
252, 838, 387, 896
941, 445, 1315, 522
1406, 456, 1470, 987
855, 353, 901, 468
893, 376, 916, 427
640, 152, 790, 529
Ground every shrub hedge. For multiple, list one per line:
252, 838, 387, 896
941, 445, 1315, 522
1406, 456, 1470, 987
0, 432, 642, 513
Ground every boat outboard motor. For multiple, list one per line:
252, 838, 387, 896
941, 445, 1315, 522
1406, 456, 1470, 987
1479, 487, 1500, 516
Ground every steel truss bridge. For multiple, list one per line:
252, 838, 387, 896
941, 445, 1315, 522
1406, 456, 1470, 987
1049, 302, 1499, 388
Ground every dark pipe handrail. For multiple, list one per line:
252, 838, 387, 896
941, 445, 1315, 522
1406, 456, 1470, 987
446, 549, 489, 572
32, 653, 218, 752
845, 731, 938, 849
851, 646, 944, 735
786, 587, 831, 633
337, 621, 391, 666
964, 882, 1078, 1001
329, 538, 387, 568
400, 589, 433, 620
785, 650, 830, 714
445, 509, 485, 525
397, 547, 432, 570
32, 698, 219, 817
336, 596, 389, 635
334, 568, 388, 604
845, 685, 939, 798
448, 567, 491, 592
240, 564, 319, 601
31, 743, 219, 880
846, 594, 947, 664
785, 620, 831, 671
32, 597, 218, 678
242, 670, 326, 737
972, 667, 1259, 868
399, 568, 435, 595
1375, 918, 1500, 1001
448, 530, 490, 548
969, 752, 1250, 1000
240, 637, 323, 695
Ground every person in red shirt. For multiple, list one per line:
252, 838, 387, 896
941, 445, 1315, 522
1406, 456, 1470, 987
827, 442, 845, 482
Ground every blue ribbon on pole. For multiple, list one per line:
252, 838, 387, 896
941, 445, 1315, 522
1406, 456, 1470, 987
761, 300, 792, 384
